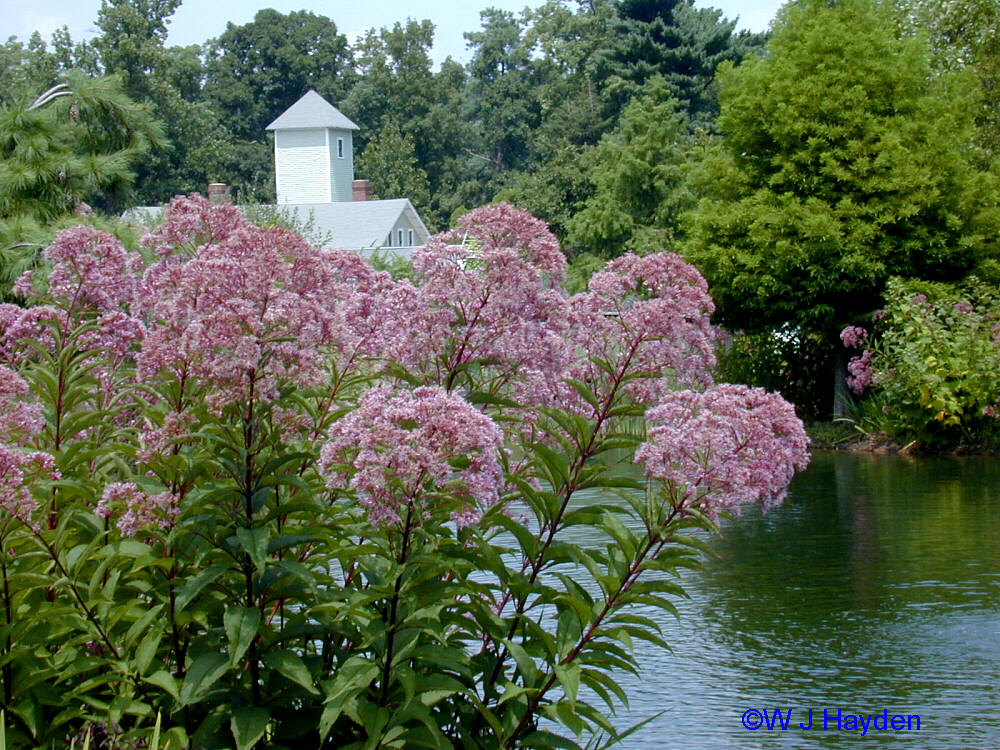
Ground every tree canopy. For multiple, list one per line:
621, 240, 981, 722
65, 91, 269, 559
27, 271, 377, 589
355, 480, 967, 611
567, 76, 695, 256
684, 0, 1000, 337
0, 73, 162, 222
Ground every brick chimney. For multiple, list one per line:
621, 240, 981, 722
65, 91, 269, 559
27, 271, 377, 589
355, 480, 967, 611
207, 183, 230, 204
352, 179, 371, 202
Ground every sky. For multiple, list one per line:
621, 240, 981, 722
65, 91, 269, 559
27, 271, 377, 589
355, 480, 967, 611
2, 0, 787, 65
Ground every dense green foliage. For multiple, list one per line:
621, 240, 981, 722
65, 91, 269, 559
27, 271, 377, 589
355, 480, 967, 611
355, 124, 435, 228
844, 279, 1000, 448
4, 0, 757, 226
567, 77, 696, 256
684, 0, 1000, 339
0, 74, 161, 222
6, 0, 1000, 436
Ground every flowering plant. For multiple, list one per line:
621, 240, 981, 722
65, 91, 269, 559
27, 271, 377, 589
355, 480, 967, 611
0, 197, 808, 749
840, 277, 1000, 447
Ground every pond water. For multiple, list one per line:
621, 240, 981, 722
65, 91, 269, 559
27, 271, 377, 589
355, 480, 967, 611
588, 452, 1000, 749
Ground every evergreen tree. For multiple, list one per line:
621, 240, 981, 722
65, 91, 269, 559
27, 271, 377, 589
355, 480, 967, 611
595, 0, 766, 128
0, 73, 162, 221
567, 77, 696, 255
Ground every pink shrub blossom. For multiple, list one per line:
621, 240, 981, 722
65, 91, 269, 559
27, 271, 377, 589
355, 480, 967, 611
139, 225, 333, 405
375, 204, 573, 403
319, 386, 504, 527
0, 447, 57, 529
0, 366, 43, 444
839, 326, 868, 349
636, 384, 809, 518
142, 194, 247, 258
847, 350, 874, 394
15, 227, 143, 315
5, 228, 146, 370
96, 482, 178, 537
567, 253, 717, 411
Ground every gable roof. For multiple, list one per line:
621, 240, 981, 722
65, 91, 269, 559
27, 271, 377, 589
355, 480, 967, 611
283, 199, 429, 251
266, 90, 359, 131
123, 199, 430, 256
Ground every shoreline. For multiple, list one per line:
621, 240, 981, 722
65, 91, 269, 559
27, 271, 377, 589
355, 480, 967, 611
805, 422, 999, 456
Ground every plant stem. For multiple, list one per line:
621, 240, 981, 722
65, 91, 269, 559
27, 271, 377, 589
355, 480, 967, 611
379, 502, 415, 708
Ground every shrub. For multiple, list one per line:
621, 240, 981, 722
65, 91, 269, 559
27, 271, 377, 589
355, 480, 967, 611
841, 278, 1000, 448
0, 197, 808, 749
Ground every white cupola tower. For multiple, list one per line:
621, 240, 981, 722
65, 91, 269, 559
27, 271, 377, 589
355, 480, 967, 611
265, 90, 359, 204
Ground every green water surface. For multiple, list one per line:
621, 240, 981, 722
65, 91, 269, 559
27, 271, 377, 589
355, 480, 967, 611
600, 452, 1000, 749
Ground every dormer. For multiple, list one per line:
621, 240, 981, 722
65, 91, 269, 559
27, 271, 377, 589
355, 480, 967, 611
266, 90, 359, 204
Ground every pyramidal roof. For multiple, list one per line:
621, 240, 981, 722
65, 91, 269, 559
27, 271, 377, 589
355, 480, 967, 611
265, 90, 359, 131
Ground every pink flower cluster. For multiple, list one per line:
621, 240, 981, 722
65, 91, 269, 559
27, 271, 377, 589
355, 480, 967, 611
568, 252, 717, 409
635, 384, 810, 518
840, 326, 868, 349
847, 350, 874, 394
319, 386, 504, 527
0, 367, 54, 529
0, 366, 43, 444
373, 204, 572, 403
5, 228, 146, 366
142, 194, 247, 258
137, 195, 387, 407
0, 448, 57, 530
24, 227, 143, 313
96, 482, 178, 537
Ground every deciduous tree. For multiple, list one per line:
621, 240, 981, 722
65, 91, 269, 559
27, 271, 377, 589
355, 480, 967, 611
684, 0, 1000, 414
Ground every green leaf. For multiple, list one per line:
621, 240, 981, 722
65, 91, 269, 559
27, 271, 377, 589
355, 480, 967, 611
262, 650, 318, 694
134, 628, 163, 675
143, 671, 180, 702
319, 657, 380, 740
555, 608, 582, 659
236, 527, 270, 574
554, 663, 580, 704
224, 607, 260, 667
179, 652, 229, 706
175, 565, 228, 613
230, 704, 269, 750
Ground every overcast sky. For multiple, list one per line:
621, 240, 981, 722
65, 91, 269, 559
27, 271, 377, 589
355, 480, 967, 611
2, 0, 786, 65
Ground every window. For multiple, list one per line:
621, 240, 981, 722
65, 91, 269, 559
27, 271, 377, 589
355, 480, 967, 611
398, 229, 405, 246
337, 137, 344, 159
386, 233, 392, 247
408, 229, 414, 246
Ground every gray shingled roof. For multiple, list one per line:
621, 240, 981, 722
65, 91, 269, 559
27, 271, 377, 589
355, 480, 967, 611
266, 90, 359, 131
123, 199, 430, 256
283, 199, 429, 252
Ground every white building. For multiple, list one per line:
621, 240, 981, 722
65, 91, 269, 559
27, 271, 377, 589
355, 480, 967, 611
128, 90, 431, 258
264, 90, 430, 257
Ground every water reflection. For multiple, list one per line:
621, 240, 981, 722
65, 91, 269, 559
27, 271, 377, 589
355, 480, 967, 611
578, 452, 1000, 749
